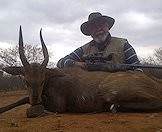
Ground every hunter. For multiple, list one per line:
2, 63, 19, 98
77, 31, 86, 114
57, 12, 140, 69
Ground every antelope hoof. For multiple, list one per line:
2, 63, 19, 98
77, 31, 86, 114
26, 105, 44, 118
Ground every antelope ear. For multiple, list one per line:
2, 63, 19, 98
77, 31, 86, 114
2, 66, 24, 75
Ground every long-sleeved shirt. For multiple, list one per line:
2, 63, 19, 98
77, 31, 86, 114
57, 38, 140, 68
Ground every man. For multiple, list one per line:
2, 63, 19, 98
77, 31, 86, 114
57, 12, 140, 69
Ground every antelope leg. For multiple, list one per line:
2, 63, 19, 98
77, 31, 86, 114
0, 96, 29, 114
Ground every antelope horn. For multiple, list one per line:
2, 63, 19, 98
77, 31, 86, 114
19, 26, 30, 68
40, 28, 49, 68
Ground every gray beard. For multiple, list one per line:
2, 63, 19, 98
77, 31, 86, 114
93, 32, 109, 43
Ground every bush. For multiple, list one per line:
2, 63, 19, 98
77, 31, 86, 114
0, 74, 26, 91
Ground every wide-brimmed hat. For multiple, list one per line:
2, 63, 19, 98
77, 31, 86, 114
80, 12, 115, 36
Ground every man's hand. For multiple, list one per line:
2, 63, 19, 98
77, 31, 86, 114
74, 62, 86, 69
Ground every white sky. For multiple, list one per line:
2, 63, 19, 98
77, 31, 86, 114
0, 0, 161, 63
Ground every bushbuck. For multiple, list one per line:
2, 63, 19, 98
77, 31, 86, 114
1, 26, 162, 118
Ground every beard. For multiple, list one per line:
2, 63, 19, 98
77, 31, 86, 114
93, 32, 109, 43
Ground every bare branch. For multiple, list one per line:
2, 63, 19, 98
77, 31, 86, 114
0, 44, 52, 67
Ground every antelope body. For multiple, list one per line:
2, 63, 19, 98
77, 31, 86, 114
1, 27, 162, 118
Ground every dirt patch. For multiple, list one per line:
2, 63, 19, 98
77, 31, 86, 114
1, 90, 162, 132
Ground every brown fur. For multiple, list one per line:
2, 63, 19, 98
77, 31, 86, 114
40, 67, 162, 113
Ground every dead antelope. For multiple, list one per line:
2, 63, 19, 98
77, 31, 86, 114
1, 26, 162, 118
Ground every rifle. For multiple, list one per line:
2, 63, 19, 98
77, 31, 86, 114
82, 54, 162, 72
85, 62, 162, 72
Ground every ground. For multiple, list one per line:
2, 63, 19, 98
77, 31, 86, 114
0, 91, 162, 132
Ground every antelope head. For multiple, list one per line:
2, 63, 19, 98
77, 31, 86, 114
3, 26, 49, 117
18, 26, 49, 106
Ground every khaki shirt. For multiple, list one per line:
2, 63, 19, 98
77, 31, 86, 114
82, 37, 127, 64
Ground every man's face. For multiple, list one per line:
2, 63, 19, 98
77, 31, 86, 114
91, 22, 109, 43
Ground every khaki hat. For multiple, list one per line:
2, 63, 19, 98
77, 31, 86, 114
80, 12, 115, 36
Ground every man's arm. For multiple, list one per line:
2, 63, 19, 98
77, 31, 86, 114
124, 41, 143, 72
124, 41, 140, 64
57, 47, 84, 68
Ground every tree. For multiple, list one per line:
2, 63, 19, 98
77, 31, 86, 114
154, 47, 162, 64
0, 44, 54, 67
140, 56, 158, 65
139, 47, 162, 79
140, 47, 162, 65
0, 46, 18, 66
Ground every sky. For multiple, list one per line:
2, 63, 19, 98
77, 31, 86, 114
0, 0, 162, 63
